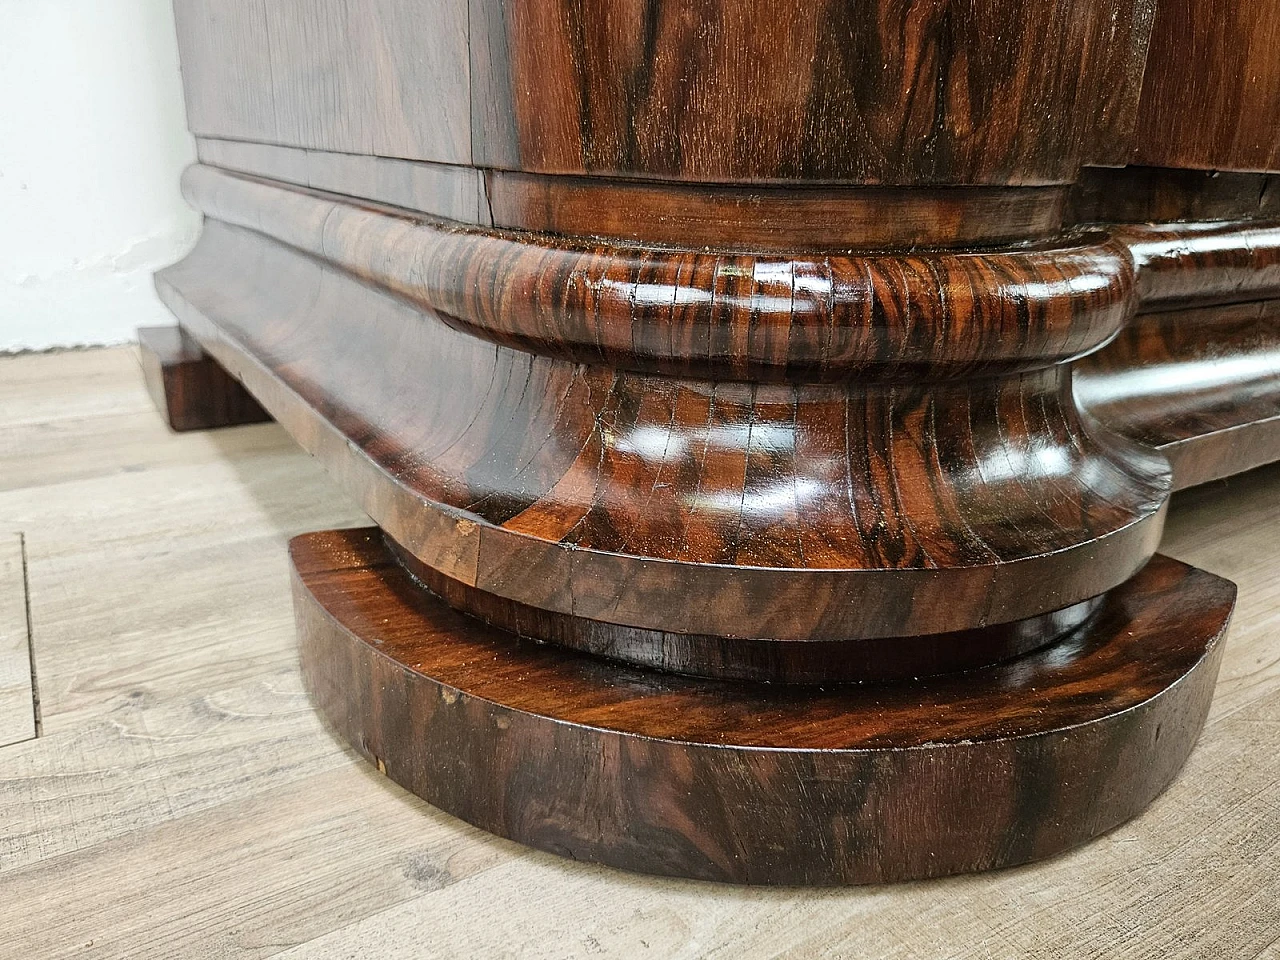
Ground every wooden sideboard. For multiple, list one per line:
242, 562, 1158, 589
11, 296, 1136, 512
146, 0, 1280, 884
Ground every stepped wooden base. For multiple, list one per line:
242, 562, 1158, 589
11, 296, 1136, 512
143, 166, 1280, 886
137, 325, 270, 432
292, 527, 1233, 886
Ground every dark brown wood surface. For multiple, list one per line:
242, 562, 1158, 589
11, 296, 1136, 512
171, 0, 1280, 191
471, 0, 1155, 182
1077, 299, 1280, 489
136, 326, 270, 433
294, 527, 1234, 885
156, 213, 1170, 650
181, 165, 1135, 379
390, 534, 1103, 683
481, 171, 1069, 250
151, 0, 1280, 888
172, 0, 472, 165
1069, 167, 1280, 224
173, 0, 1167, 185
1133, 0, 1280, 173
1117, 221, 1280, 312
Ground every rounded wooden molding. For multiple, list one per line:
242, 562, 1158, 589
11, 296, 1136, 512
182, 164, 1135, 382
1118, 220, 1280, 310
158, 221, 1172, 643
293, 528, 1234, 885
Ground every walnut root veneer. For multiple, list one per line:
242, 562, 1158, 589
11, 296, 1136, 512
148, 0, 1280, 883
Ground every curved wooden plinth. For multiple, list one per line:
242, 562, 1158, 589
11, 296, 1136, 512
1077, 298, 1280, 489
293, 527, 1234, 886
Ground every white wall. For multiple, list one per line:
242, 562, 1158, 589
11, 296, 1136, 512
0, 0, 199, 351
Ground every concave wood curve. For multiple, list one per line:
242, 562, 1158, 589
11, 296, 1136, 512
157, 217, 1171, 643
388, 535, 1106, 683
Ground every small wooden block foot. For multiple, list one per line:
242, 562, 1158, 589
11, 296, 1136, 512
137, 326, 271, 432
292, 527, 1235, 886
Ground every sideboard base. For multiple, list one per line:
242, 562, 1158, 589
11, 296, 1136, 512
292, 526, 1234, 886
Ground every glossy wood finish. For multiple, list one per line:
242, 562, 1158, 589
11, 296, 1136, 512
1115, 221, 1280, 312
156, 213, 1169, 650
482, 172, 1069, 251
1133, 0, 1280, 172
471, 0, 1155, 182
294, 527, 1233, 885
196, 139, 1072, 251
136, 325, 269, 433
183, 165, 1135, 379
390, 535, 1103, 683
171, 0, 1280, 188
1077, 299, 1280, 489
11, 347, 1280, 950
175, 0, 1162, 185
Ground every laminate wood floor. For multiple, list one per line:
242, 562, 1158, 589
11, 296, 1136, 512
0, 346, 1277, 959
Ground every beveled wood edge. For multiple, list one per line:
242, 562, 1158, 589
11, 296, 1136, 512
1120, 221, 1280, 311
1069, 166, 1280, 224
1163, 417, 1280, 490
197, 136, 1072, 250
1076, 298, 1280, 489
386, 531, 1106, 684
193, 145, 1280, 317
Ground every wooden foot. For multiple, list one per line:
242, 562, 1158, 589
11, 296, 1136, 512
137, 326, 270, 432
293, 527, 1234, 886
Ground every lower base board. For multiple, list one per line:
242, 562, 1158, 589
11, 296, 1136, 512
292, 527, 1235, 885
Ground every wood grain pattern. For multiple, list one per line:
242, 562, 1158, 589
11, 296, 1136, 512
170, 0, 1280, 189
137, 326, 270, 433
294, 526, 1233, 885
390, 535, 1104, 683
1116, 221, 1280, 312
174, 0, 472, 165
170, 0, 276, 144
471, 0, 1156, 182
193, 139, 1070, 250
151, 0, 1280, 894
156, 217, 1170, 649
482, 170, 1069, 250
196, 139, 487, 226
1069, 166, 1280, 225
0, 532, 35, 748
182, 165, 1133, 379
1133, 0, 1280, 172
1077, 298, 1280, 489
157, 162, 1280, 685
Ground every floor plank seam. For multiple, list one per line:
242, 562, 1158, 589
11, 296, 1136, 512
19, 532, 41, 740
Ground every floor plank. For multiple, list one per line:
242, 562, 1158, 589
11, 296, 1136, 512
0, 346, 1277, 959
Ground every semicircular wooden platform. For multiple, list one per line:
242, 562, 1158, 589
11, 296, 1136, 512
292, 527, 1235, 886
